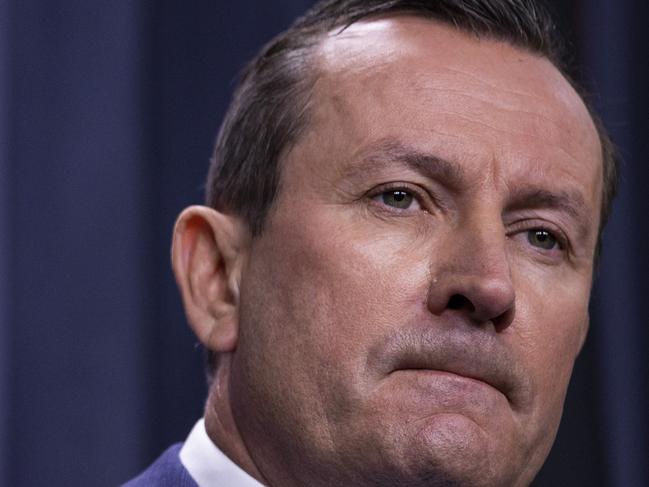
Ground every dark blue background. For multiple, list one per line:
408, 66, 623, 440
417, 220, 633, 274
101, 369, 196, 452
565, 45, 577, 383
0, 1, 647, 486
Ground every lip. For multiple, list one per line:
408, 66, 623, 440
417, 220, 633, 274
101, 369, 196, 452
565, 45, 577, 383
390, 367, 505, 397
389, 361, 510, 398
368, 328, 526, 405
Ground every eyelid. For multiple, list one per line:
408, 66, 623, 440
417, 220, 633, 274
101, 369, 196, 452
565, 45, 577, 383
508, 219, 570, 253
365, 182, 436, 212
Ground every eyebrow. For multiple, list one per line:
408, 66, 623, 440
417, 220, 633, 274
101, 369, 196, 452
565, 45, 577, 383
344, 137, 595, 241
506, 187, 594, 241
344, 138, 465, 189
507, 188, 587, 220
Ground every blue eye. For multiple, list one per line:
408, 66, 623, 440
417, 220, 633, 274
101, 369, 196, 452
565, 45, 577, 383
379, 190, 415, 209
527, 229, 558, 250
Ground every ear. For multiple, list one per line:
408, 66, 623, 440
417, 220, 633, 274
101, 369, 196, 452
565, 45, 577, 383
171, 205, 250, 354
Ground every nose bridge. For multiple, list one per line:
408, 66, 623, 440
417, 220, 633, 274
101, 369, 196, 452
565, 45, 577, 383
459, 212, 511, 281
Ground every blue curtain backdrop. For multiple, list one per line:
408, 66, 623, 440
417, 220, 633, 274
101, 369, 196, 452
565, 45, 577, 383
0, 1, 646, 486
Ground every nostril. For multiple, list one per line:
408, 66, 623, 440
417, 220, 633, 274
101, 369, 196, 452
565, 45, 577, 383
447, 294, 475, 313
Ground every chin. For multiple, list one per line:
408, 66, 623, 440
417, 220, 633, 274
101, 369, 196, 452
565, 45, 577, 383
351, 413, 524, 487
420, 414, 512, 485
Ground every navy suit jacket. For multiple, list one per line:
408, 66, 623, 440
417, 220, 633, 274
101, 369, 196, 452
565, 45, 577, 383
122, 444, 198, 487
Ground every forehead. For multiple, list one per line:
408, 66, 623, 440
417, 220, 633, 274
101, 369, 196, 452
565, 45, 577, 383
316, 16, 588, 123
296, 17, 602, 209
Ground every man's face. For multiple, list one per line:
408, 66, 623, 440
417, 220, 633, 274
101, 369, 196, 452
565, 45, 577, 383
230, 17, 602, 487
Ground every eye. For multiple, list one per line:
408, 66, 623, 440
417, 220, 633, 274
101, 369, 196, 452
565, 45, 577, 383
374, 189, 421, 211
527, 229, 559, 250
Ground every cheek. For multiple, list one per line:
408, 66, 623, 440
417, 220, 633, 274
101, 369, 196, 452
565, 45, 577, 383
239, 206, 432, 379
513, 256, 591, 360
232, 206, 436, 456
511, 272, 590, 431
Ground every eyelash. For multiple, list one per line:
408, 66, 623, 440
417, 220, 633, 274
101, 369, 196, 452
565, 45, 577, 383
366, 184, 571, 254
366, 183, 431, 212
508, 220, 569, 254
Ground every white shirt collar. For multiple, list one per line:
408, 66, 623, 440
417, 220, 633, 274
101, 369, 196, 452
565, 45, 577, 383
179, 419, 265, 487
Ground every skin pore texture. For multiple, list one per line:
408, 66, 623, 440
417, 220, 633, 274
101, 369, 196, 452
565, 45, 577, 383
173, 16, 603, 487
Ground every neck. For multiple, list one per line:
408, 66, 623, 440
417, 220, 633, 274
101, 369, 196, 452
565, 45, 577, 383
203, 355, 268, 486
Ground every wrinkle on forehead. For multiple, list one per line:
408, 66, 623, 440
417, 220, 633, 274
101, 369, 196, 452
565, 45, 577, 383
308, 16, 602, 193
315, 16, 597, 143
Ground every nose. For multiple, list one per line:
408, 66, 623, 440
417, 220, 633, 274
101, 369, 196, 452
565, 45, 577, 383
427, 219, 516, 330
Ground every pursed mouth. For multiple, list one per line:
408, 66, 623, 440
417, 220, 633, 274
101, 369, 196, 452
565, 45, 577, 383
367, 328, 531, 408
390, 366, 506, 397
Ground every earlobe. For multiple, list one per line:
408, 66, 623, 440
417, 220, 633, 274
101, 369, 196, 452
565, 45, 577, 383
171, 205, 249, 354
